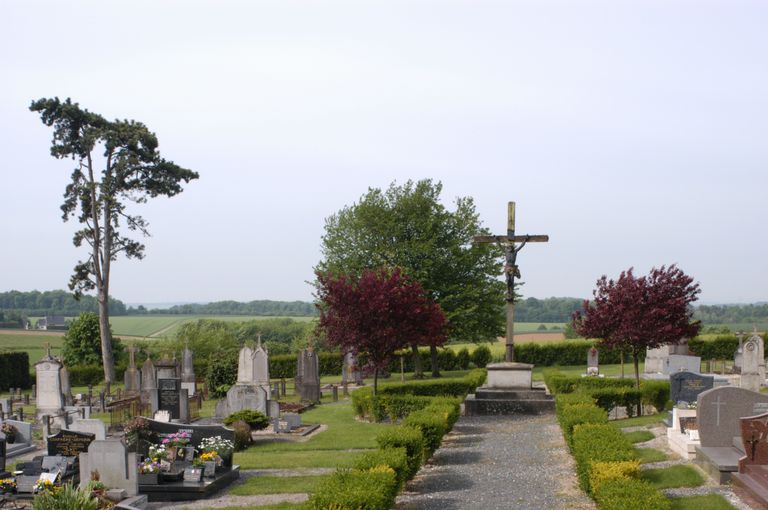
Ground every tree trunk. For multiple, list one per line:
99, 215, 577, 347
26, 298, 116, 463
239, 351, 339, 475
620, 351, 625, 378
430, 345, 440, 378
633, 351, 641, 416
97, 289, 115, 384
373, 367, 379, 396
411, 344, 423, 379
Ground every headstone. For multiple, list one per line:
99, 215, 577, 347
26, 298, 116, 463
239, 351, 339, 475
124, 344, 141, 394
155, 354, 179, 382
645, 339, 695, 374
60, 364, 72, 406
734, 331, 745, 373
697, 386, 768, 448
2, 419, 32, 444
220, 343, 272, 418
47, 429, 95, 457
741, 336, 762, 392
296, 348, 321, 402
157, 378, 182, 421
586, 347, 599, 376
35, 346, 65, 419
79, 440, 138, 496
342, 351, 363, 385
181, 343, 195, 383
748, 330, 766, 383
237, 340, 270, 388
154, 410, 170, 422
144, 419, 236, 469
69, 419, 106, 440
140, 357, 157, 403
664, 354, 702, 374
284, 413, 301, 430
670, 372, 714, 405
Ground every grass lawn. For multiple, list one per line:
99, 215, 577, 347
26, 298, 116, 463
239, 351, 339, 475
669, 494, 738, 510
610, 412, 666, 429
0, 331, 64, 364
640, 465, 705, 489
634, 447, 667, 464
624, 430, 655, 443
234, 402, 388, 469
229, 475, 330, 496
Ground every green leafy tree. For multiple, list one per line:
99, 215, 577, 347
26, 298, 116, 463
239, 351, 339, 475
316, 179, 504, 377
30, 98, 198, 383
63, 312, 123, 366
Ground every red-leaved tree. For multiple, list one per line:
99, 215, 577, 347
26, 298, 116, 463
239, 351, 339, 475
572, 265, 701, 392
316, 267, 447, 394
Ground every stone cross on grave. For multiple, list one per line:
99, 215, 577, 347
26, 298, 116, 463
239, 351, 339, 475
473, 202, 549, 362
712, 395, 726, 426
128, 343, 137, 367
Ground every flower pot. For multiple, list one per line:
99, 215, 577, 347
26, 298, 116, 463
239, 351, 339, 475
138, 473, 159, 485
183, 467, 203, 482
166, 446, 177, 462
203, 461, 216, 478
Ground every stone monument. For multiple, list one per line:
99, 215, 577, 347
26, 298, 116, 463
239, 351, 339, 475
217, 341, 272, 418
296, 348, 321, 402
732, 412, 768, 506
741, 335, 762, 392
181, 342, 196, 396
123, 344, 141, 394
645, 338, 700, 375
59, 364, 72, 406
342, 351, 363, 385
140, 356, 157, 406
79, 440, 138, 496
586, 347, 599, 376
35, 344, 65, 420
155, 354, 179, 381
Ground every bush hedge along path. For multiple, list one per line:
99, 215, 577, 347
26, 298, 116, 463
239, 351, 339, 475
395, 413, 594, 510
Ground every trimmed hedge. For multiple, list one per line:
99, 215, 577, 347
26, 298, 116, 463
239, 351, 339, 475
68, 365, 104, 387
269, 352, 343, 378
558, 402, 608, 448
377, 369, 486, 397
354, 447, 409, 490
0, 352, 30, 389
403, 409, 448, 458
588, 460, 640, 494
376, 426, 424, 480
351, 391, 437, 422
308, 467, 399, 510
571, 423, 636, 493
592, 478, 671, 510
516, 340, 641, 366
688, 335, 738, 360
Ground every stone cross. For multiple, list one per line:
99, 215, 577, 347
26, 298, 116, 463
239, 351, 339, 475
473, 202, 549, 362
128, 344, 137, 368
712, 395, 726, 426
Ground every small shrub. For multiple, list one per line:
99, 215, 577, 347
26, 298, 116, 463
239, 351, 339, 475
223, 410, 270, 430
403, 410, 447, 458
572, 423, 636, 493
32, 483, 99, 510
456, 347, 470, 370
307, 467, 398, 510
593, 478, 671, 510
206, 351, 238, 398
558, 402, 607, 448
588, 460, 640, 493
376, 426, 424, 480
231, 420, 252, 451
354, 447, 409, 489
640, 380, 670, 412
471, 345, 492, 368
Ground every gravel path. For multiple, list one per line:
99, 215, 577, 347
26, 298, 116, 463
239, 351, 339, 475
395, 414, 595, 510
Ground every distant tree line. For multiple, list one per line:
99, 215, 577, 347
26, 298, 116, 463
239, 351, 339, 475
0, 290, 127, 317
514, 297, 584, 322
694, 304, 768, 324
134, 300, 317, 316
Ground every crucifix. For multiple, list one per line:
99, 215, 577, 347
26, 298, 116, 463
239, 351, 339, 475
474, 202, 549, 362
712, 395, 726, 426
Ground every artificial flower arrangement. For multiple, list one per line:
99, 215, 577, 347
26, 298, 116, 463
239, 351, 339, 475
191, 456, 206, 468
33, 479, 57, 494
1, 423, 17, 436
124, 416, 152, 446
138, 459, 161, 474
0, 478, 16, 493
148, 444, 167, 462
199, 451, 218, 463
198, 436, 234, 457
161, 431, 191, 448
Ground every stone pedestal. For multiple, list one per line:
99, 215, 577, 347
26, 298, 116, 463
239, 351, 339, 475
464, 362, 554, 416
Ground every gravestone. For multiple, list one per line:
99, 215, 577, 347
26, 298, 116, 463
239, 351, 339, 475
141, 356, 157, 404
219, 343, 272, 418
586, 347, 599, 376
695, 386, 768, 483
645, 339, 693, 374
35, 346, 65, 419
79, 440, 138, 496
47, 429, 95, 457
670, 372, 714, 405
741, 336, 762, 392
69, 418, 106, 440
748, 330, 766, 383
123, 344, 141, 394
342, 351, 363, 385
60, 364, 72, 406
144, 419, 235, 469
296, 348, 321, 402
157, 378, 188, 422
155, 354, 179, 381
732, 412, 768, 505
181, 343, 196, 396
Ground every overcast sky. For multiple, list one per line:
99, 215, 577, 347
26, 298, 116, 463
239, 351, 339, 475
1, 0, 766, 305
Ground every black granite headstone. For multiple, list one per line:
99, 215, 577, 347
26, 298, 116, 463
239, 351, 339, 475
47, 429, 95, 457
158, 378, 181, 420
145, 419, 235, 468
670, 371, 714, 404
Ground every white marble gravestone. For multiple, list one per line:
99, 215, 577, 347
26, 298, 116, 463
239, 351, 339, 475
586, 347, 599, 376
220, 342, 272, 418
741, 337, 762, 392
35, 347, 64, 419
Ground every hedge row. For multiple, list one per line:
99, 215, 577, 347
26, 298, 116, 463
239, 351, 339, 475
554, 387, 671, 509
543, 370, 670, 414
515, 340, 641, 366
688, 335, 739, 360
309, 388, 463, 509
0, 352, 30, 390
